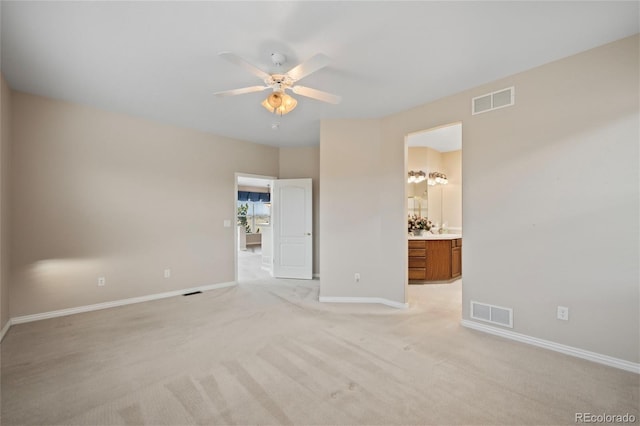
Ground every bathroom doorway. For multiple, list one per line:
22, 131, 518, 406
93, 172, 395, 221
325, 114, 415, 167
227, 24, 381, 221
406, 122, 463, 287
407, 122, 462, 234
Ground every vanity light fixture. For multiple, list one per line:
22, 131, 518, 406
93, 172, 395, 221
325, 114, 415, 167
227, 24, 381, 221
428, 172, 448, 186
407, 170, 426, 183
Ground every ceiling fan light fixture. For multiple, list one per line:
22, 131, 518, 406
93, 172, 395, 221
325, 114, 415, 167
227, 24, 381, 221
281, 93, 297, 110
266, 92, 282, 108
262, 92, 297, 116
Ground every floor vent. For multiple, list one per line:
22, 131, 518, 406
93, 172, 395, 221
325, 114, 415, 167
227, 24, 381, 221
470, 301, 513, 328
472, 86, 515, 115
183, 291, 202, 296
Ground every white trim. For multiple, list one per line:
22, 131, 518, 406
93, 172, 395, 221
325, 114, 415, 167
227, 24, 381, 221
11, 282, 237, 325
319, 296, 408, 309
461, 319, 640, 374
0, 319, 11, 342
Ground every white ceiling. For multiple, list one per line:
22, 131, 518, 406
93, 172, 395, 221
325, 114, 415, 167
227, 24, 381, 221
1, 1, 637, 147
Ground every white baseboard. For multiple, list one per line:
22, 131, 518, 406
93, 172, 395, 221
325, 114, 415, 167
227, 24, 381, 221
0, 318, 11, 342
11, 281, 237, 325
319, 296, 408, 309
461, 319, 640, 374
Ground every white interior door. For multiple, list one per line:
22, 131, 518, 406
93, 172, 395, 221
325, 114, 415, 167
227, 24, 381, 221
272, 178, 312, 279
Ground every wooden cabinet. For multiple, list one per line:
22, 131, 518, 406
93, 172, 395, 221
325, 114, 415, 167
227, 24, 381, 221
408, 240, 427, 280
451, 239, 462, 278
425, 240, 452, 281
408, 238, 462, 282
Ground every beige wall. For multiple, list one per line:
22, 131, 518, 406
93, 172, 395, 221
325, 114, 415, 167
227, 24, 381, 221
322, 35, 639, 363
10, 92, 279, 317
457, 35, 638, 362
1, 75, 11, 331
320, 119, 406, 303
279, 146, 320, 275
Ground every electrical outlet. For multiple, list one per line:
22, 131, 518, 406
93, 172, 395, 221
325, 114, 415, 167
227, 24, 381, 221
557, 306, 569, 321
164, 269, 171, 278
355, 273, 360, 282
98, 277, 106, 286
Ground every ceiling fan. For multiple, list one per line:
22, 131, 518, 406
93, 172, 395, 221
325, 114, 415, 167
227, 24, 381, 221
214, 51, 341, 115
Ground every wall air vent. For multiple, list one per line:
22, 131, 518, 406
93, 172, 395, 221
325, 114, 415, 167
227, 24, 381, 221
470, 301, 513, 328
472, 86, 515, 115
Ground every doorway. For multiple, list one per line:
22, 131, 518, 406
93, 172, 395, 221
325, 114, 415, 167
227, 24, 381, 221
406, 122, 462, 234
235, 173, 275, 282
235, 173, 314, 282
406, 122, 463, 290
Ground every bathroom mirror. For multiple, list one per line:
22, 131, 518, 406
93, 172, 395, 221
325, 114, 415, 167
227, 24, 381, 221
407, 179, 428, 217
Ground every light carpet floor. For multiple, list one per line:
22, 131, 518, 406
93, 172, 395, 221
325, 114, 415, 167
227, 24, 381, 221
1, 273, 638, 425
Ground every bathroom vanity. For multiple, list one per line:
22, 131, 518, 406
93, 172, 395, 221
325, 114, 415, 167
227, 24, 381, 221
408, 234, 461, 282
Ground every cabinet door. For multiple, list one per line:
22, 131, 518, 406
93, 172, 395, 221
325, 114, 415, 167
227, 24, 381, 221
425, 240, 452, 281
451, 246, 462, 278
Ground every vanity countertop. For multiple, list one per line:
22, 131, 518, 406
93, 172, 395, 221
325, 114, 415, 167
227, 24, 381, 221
408, 233, 462, 240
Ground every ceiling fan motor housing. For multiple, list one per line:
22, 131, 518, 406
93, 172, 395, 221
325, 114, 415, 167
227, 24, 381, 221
265, 74, 292, 91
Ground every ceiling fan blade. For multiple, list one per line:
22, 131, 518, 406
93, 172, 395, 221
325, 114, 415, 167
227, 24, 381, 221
214, 86, 269, 97
218, 52, 271, 81
286, 53, 330, 82
291, 85, 342, 104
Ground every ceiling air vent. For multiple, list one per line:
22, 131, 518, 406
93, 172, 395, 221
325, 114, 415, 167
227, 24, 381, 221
472, 86, 515, 115
470, 301, 513, 328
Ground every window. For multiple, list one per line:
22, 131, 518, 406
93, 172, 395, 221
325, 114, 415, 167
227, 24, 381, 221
237, 200, 271, 234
